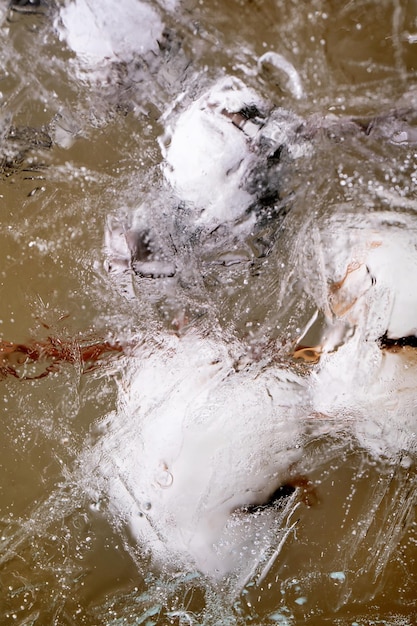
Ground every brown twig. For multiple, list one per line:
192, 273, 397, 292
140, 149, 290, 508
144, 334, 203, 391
0, 336, 124, 380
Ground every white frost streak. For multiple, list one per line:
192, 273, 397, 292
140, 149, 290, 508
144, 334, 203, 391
258, 52, 305, 100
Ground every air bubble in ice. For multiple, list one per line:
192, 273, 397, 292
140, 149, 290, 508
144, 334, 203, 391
156, 466, 173, 488
329, 571, 346, 583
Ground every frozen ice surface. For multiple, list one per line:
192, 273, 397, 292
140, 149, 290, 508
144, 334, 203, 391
84, 210, 417, 580
94, 82, 417, 585
1, 0, 417, 621
80, 207, 417, 577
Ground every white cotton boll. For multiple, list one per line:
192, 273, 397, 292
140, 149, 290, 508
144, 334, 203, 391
364, 233, 417, 340
318, 212, 417, 341
162, 77, 266, 228
57, 0, 167, 66
81, 333, 308, 577
313, 339, 417, 458
312, 212, 417, 458
352, 347, 417, 457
